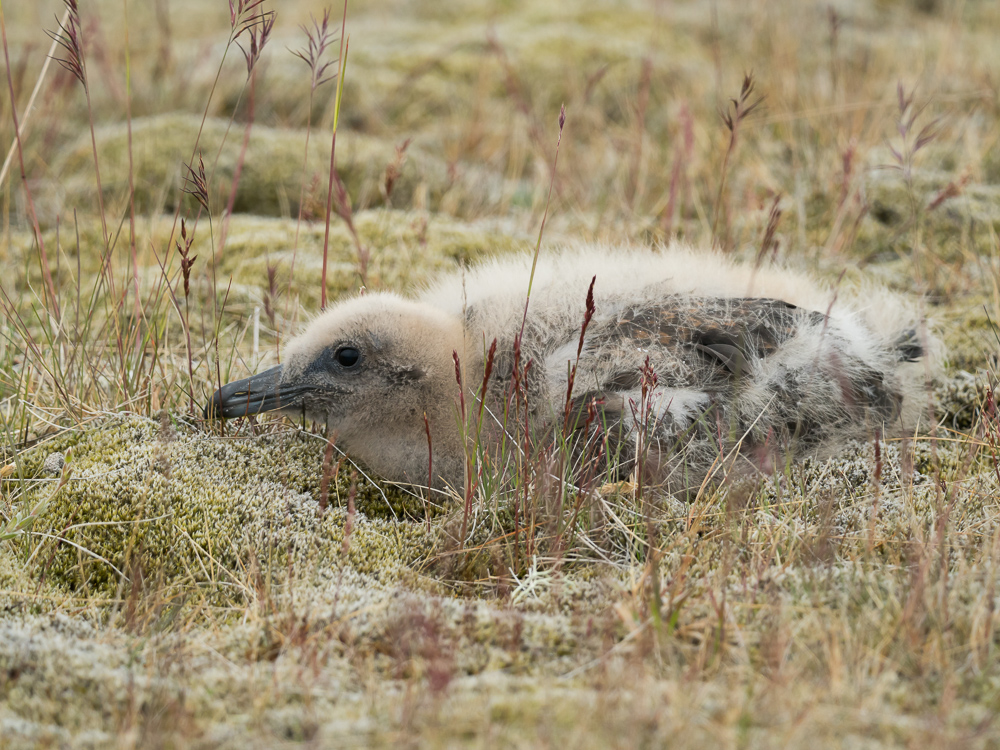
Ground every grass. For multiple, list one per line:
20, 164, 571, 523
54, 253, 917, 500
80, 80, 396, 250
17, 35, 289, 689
2, 0, 1000, 746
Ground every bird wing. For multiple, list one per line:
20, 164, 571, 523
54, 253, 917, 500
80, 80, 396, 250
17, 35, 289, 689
588, 296, 824, 388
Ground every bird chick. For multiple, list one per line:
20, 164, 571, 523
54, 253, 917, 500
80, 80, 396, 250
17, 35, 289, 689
205, 244, 935, 495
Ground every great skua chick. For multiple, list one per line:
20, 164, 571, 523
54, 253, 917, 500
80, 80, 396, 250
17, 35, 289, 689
205, 244, 935, 495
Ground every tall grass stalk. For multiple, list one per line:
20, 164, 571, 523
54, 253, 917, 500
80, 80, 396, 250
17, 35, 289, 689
217, 2, 275, 259
518, 104, 566, 338
711, 72, 762, 248
123, 0, 140, 352
49, 1, 109, 246
288, 9, 338, 323
217, 65, 258, 258
0, 7, 67, 187
0, 4, 59, 320
161, 0, 272, 263
320, 0, 350, 311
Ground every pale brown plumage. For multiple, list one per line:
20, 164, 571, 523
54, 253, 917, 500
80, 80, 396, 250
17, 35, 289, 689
206, 244, 936, 494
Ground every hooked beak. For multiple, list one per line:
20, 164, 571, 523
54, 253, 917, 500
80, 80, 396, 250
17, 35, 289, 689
203, 365, 309, 419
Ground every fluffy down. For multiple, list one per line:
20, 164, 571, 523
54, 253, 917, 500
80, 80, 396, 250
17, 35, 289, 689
206, 243, 937, 495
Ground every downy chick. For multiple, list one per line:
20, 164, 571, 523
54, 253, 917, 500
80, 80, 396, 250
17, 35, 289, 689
205, 244, 935, 495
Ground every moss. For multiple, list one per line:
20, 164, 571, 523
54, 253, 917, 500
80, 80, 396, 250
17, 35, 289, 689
213, 210, 531, 309
855, 170, 1000, 265
937, 301, 999, 374
2, 211, 530, 341
3, 414, 433, 596
48, 114, 507, 222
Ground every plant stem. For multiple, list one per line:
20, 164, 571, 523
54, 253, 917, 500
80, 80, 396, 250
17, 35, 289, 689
321, 1, 350, 311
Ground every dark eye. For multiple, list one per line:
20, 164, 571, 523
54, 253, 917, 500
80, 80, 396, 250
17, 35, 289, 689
335, 346, 361, 368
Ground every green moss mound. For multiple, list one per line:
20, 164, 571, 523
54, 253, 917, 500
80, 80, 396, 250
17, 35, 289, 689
48, 114, 505, 220
211, 211, 532, 309
4, 414, 433, 597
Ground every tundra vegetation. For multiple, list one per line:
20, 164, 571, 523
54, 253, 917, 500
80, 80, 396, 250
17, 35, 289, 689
1, 0, 1000, 747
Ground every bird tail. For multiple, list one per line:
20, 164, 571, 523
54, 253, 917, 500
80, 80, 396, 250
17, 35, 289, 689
845, 286, 940, 434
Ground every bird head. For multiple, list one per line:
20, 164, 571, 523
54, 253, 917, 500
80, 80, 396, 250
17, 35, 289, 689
204, 293, 466, 444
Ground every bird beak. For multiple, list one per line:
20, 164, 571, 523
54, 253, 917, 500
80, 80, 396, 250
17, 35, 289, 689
203, 364, 305, 419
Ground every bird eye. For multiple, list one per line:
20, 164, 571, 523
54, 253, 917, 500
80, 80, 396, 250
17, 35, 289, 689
335, 346, 361, 368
